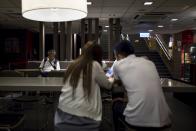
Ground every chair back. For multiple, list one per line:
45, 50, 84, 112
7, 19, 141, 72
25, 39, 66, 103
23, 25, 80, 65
0, 70, 24, 77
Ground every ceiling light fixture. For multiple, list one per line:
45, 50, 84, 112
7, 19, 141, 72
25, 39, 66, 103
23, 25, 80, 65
171, 18, 178, 22
87, 2, 92, 5
148, 30, 153, 32
22, 0, 88, 22
103, 30, 108, 32
144, 2, 153, 6
158, 25, 164, 28
105, 25, 109, 28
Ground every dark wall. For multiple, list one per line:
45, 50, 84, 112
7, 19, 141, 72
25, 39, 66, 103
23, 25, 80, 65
0, 29, 32, 68
0, 29, 82, 69
0, 29, 54, 69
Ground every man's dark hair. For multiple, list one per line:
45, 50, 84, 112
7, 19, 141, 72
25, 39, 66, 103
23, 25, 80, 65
114, 40, 134, 57
48, 49, 56, 54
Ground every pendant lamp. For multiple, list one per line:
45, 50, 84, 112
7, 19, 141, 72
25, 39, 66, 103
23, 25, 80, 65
22, 0, 87, 22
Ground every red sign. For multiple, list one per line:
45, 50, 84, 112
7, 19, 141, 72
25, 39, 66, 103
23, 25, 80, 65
182, 30, 193, 44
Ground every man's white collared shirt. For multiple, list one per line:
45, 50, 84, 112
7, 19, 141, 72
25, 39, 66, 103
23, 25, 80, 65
113, 54, 171, 127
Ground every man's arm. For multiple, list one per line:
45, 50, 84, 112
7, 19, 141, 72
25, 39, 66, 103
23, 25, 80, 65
112, 62, 128, 102
112, 62, 120, 80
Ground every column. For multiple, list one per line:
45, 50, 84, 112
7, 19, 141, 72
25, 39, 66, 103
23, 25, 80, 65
66, 21, 72, 60
53, 22, 59, 58
73, 33, 77, 59
108, 18, 114, 60
60, 22, 66, 61
88, 19, 93, 41
108, 18, 121, 60
115, 18, 121, 43
95, 18, 99, 44
39, 22, 45, 60
81, 19, 85, 47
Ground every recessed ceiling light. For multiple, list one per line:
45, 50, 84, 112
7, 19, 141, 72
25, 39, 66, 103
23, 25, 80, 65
144, 2, 153, 6
148, 30, 153, 32
158, 25, 164, 28
171, 18, 178, 22
87, 2, 92, 5
105, 25, 109, 28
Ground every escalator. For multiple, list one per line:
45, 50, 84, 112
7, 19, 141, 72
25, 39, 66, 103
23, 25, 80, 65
132, 37, 172, 78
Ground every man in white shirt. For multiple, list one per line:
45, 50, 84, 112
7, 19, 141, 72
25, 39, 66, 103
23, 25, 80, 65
112, 40, 172, 131
39, 50, 60, 76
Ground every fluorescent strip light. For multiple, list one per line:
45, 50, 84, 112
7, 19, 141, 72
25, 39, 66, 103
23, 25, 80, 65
105, 25, 109, 28
87, 2, 92, 5
103, 30, 108, 32
158, 25, 164, 28
171, 18, 178, 22
148, 30, 153, 32
144, 2, 153, 5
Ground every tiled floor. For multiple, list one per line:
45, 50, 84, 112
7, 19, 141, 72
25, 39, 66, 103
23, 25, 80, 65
165, 93, 196, 131
101, 93, 196, 131
1, 93, 196, 131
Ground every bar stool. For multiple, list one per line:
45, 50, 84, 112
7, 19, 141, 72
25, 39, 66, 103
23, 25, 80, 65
0, 113, 25, 131
13, 95, 45, 130
0, 70, 23, 98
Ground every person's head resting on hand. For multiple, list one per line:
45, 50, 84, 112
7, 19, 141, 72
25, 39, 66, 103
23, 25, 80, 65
114, 40, 134, 61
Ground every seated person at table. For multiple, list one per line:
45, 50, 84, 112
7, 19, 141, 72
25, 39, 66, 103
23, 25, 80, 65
39, 49, 60, 76
112, 40, 172, 131
55, 41, 112, 131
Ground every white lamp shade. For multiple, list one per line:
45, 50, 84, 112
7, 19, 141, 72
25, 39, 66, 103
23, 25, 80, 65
22, 0, 87, 22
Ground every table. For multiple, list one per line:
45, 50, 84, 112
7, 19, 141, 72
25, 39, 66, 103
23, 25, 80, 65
161, 78, 196, 92
0, 77, 64, 91
15, 69, 66, 77
0, 77, 196, 92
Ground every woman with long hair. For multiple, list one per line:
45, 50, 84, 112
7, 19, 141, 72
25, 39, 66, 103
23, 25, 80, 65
55, 41, 112, 131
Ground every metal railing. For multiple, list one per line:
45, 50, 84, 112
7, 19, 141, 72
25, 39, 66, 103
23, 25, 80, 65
154, 34, 172, 60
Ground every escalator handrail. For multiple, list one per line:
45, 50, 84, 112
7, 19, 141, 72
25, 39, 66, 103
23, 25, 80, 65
155, 34, 172, 60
